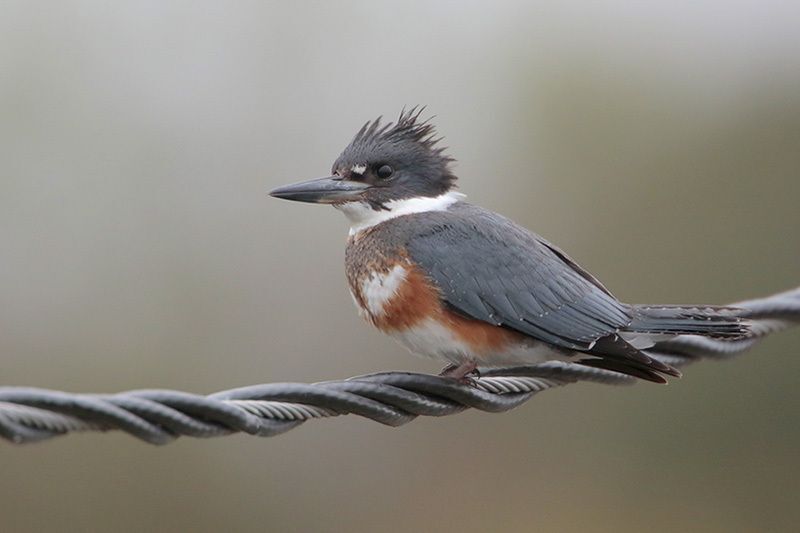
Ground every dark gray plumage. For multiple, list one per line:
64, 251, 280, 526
403, 203, 748, 381
406, 204, 632, 350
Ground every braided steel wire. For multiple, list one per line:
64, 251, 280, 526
1, 287, 797, 445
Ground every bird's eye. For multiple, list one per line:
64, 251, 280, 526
376, 165, 393, 179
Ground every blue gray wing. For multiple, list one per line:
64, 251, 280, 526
405, 206, 632, 352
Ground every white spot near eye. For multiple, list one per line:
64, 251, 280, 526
351, 164, 367, 175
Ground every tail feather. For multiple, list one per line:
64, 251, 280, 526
627, 305, 750, 339
578, 358, 669, 384
577, 334, 682, 384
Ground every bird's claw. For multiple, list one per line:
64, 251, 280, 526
438, 362, 480, 385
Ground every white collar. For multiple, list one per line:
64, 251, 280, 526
336, 191, 465, 236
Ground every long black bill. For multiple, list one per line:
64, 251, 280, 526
269, 176, 371, 204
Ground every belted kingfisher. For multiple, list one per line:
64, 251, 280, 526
270, 108, 751, 383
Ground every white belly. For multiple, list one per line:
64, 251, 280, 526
388, 317, 571, 366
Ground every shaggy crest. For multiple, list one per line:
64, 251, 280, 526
351, 106, 452, 161
332, 107, 459, 202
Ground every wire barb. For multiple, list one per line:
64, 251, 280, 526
1, 288, 798, 445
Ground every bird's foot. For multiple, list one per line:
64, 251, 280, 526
439, 361, 480, 385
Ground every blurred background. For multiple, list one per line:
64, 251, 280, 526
1, 1, 798, 532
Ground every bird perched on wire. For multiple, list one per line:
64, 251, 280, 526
270, 108, 752, 383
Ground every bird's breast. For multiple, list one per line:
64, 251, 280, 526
345, 236, 532, 363
347, 258, 440, 331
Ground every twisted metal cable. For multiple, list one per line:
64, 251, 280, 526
1, 287, 797, 445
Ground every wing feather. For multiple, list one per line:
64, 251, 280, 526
406, 207, 633, 352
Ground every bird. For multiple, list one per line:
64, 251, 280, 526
269, 108, 752, 383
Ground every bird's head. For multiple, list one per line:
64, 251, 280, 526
270, 108, 459, 230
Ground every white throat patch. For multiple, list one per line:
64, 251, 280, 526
337, 191, 465, 236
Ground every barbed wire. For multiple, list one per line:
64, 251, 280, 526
1, 287, 798, 445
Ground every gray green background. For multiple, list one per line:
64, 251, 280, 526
1, 2, 799, 532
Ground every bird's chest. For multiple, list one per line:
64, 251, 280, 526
345, 243, 466, 362
345, 232, 416, 327
344, 230, 534, 365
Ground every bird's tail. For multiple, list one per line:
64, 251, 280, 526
625, 304, 751, 339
